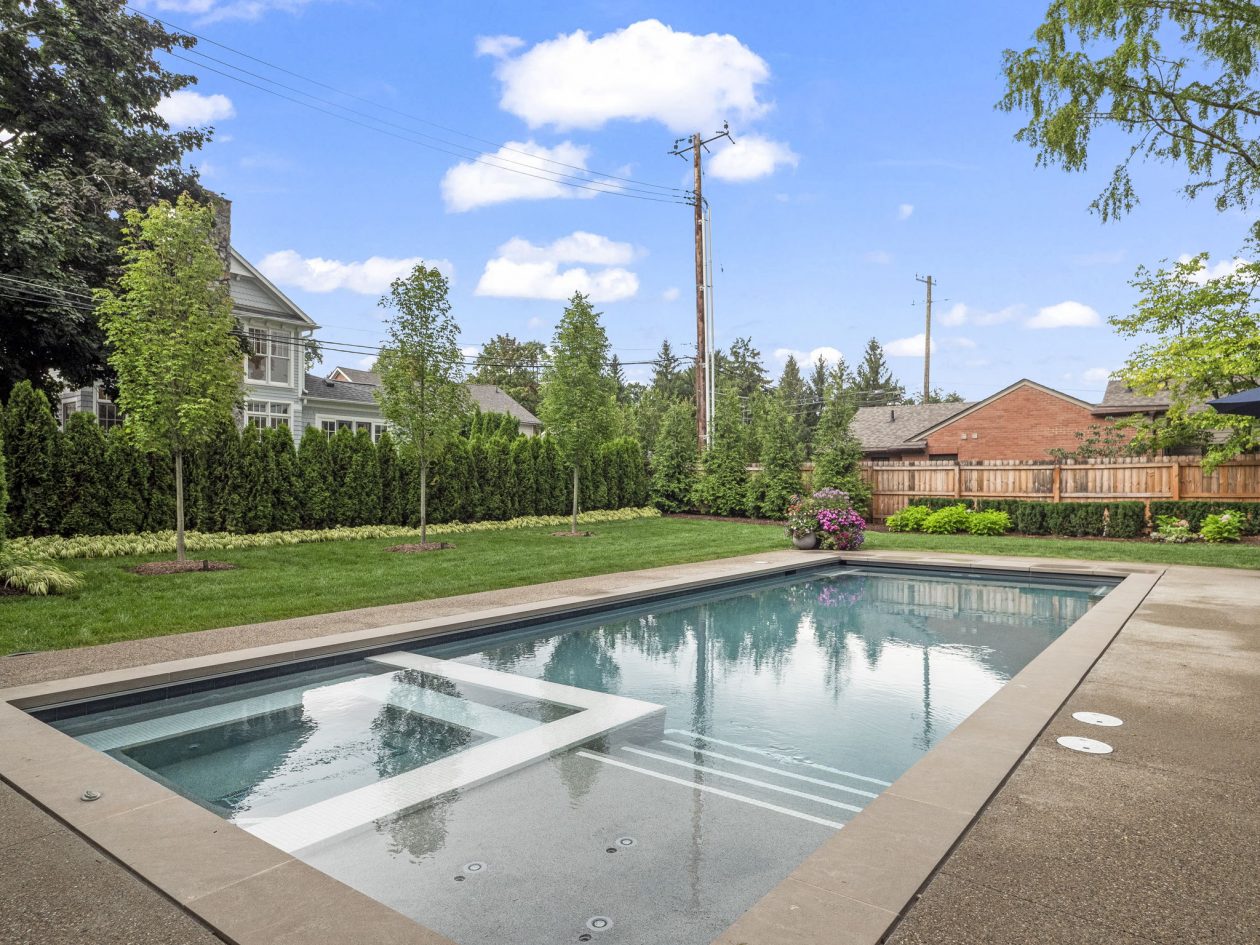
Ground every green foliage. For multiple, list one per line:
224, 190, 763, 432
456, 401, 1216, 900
265, 428, 301, 531
1047, 423, 1136, 462
651, 339, 691, 402
472, 435, 514, 520
966, 509, 1012, 536
510, 436, 538, 516
693, 389, 749, 517
10, 508, 664, 560
376, 430, 403, 526
1150, 499, 1260, 535
469, 334, 546, 415
327, 427, 356, 527
775, 355, 809, 452
811, 380, 868, 516
59, 413, 110, 536
650, 401, 698, 512
345, 429, 382, 526
999, 1, 1260, 226
297, 425, 333, 529
1111, 249, 1260, 471
1199, 511, 1243, 543
2, 381, 63, 536
103, 427, 147, 535
225, 426, 274, 534
0, 550, 80, 595
375, 262, 473, 540
1152, 514, 1195, 543
746, 397, 803, 519
539, 293, 617, 530
143, 450, 176, 534
886, 505, 932, 532
0, 411, 6, 543
975, 499, 1148, 538
853, 338, 906, 406
920, 504, 971, 534
0, 2, 208, 397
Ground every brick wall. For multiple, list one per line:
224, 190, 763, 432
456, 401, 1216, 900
924, 384, 1123, 461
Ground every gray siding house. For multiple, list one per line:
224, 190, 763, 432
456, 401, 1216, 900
60, 247, 540, 441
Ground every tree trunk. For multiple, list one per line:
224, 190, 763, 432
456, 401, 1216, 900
420, 457, 428, 545
571, 464, 579, 534
174, 449, 186, 562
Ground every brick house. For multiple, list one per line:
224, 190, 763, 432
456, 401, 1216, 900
852, 379, 1135, 462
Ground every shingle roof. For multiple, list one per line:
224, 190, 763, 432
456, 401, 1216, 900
850, 402, 973, 452
1094, 379, 1172, 413
310, 369, 541, 426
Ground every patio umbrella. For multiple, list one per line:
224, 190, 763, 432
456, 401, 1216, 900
1207, 386, 1260, 418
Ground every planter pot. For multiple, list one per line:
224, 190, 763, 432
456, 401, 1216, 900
791, 533, 820, 550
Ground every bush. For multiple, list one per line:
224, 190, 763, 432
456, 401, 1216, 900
966, 509, 1011, 536
921, 504, 971, 534
886, 505, 932, 532
1150, 500, 1260, 536
1200, 511, 1243, 543
1151, 514, 1194, 543
2, 381, 63, 537
0, 550, 81, 595
650, 401, 698, 512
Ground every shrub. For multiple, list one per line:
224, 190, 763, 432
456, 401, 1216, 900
0, 550, 81, 595
1200, 511, 1242, 543
1150, 500, 1260, 536
650, 401, 698, 512
886, 505, 932, 532
297, 425, 334, 529
692, 389, 749, 517
1103, 502, 1147, 539
2, 381, 63, 537
747, 398, 803, 519
1151, 514, 1194, 543
59, 413, 111, 536
967, 509, 1011, 536
921, 504, 971, 534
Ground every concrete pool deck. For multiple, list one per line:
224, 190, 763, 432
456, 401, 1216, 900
0, 549, 1256, 945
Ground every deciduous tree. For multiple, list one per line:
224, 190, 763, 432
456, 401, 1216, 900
469, 333, 546, 414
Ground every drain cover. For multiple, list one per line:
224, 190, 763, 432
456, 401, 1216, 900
1072, 711, 1123, 727
615, 836, 636, 847
585, 916, 613, 932
1057, 735, 1113, 754
463, 861, 486, 873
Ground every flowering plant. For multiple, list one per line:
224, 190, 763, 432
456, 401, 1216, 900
1151, 514, 1194, 543
785, 489, 867, 550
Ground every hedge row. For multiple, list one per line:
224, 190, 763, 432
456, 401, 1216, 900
8, 508, 662, 561
1149, 500, 1260, 536
0, 382, 650, 539
893, 497, 1150, 538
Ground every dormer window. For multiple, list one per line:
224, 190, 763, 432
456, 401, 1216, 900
246, 326, 291, 385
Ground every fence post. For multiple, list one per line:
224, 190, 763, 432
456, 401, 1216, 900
1052, 464, 1061, 503
954, 460, 962, 499
1169, 459, 1180, 501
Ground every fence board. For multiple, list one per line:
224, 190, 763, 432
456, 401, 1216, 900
859, 457, 1260, 519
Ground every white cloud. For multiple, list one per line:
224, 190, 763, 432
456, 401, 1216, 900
440, 140, 615, 212
475, 232, 640, 303
140, 1, 311, 25
773, 346, 845, 368
156, 90, 235, 127
708, 135, 798, 182
897, 203, 914, 220
489, 19, 773, 133
863, 250, 893, 265
943, 336, 977, 349
527, 315, 547, 329
356, 355, 377, 370
1027, 300, 1102, 329
662, 287, 681, 302
475, 34, 525, 58
884, 333, 935, 357
940, 302, 1020, 327
259, 250, 453, 295
1081, 367, 1113, 383
1176, 253, 1250, 285
460, 345, 481, 359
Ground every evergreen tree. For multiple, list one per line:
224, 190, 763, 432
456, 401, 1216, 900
693, 388, 749, 516
377, 430, 403, 526
510, 436, 537, 516
226, 426, 274, 534
724, 337, 770, 400
746, 397, 803, 519
598, 440, 623, 508
853, 338, 906, 406
266, 427, 301, 531
650, 401, 698, 512
427, 439, 472, 524
472, 435, 514, 520
812, 383, 870, 515
346, 428, 381, 525
143, 449, 176, 534
625, 387, 672, 454
775, 355, 809, 453
1, 381, 62, 536
539, 293, 617, 533
532, 435, 565, 515
0, 415, 6, 543
651, 340, 689, 401
104, 427, 147, 534
297, 425, 334, 529
328, 427, 356, 526
805, 354, 831, 448
59, 412, 110, 536
608, 354, 628, 404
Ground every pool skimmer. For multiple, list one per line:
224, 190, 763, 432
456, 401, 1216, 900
1071, 711, 1123, 727
585, 916, 613, 932
1057, 735, 1113, 754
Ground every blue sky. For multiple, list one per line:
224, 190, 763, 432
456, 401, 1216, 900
145, 0, 1254, 400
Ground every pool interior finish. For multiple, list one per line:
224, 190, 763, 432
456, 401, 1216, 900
43, 565, 1110, 945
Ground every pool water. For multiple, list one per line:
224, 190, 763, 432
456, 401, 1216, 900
47, 565, 1104, 945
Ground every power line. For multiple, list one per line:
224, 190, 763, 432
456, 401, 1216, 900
131, 6, 685, 195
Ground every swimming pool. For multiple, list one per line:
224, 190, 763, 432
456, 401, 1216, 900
40, 563, 1110, 945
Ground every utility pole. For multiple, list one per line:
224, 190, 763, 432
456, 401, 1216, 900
916, 274, 934, 402
671, 123, 733, 449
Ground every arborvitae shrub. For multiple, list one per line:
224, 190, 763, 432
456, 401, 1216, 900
2, 381, 63, 536
266, 427, 302, 531
297, 425, 333, 529
328, 427, 356, 526
510, 436, 537, 516
1150, 500, 1260, 535
59, 413, 110, 536
377, 430, 403, 526
692, 390, 749, 517
104, 428, 148, 534
0, 409, 7, 543
746, 399, 802, 519
142, 450, 176, 533
650, 401, 697, 512
346, 429, 381, 526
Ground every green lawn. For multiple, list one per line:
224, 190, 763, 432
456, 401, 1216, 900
4, 518, 1256, 656
862, 529, 1260, 569
0, 518, 784, 655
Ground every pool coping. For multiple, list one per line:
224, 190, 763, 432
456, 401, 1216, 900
0, 551, 1163, 945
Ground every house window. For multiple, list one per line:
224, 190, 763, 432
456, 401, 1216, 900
320, 418, 383, 442
246, 400, 290, 430
60, 401, 75, 427
96, 400, 122, 430
246, 327, 292, 385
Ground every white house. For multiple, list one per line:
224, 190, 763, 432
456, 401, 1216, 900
60, 247, 540, 441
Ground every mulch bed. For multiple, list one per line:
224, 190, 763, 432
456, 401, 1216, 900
0, 584, 24, 597
550, 530, 594, 538
386, 542, 455, 553
130, 560, 237, 575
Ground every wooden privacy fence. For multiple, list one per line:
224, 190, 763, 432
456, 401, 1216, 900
859, 457, 1260, 521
